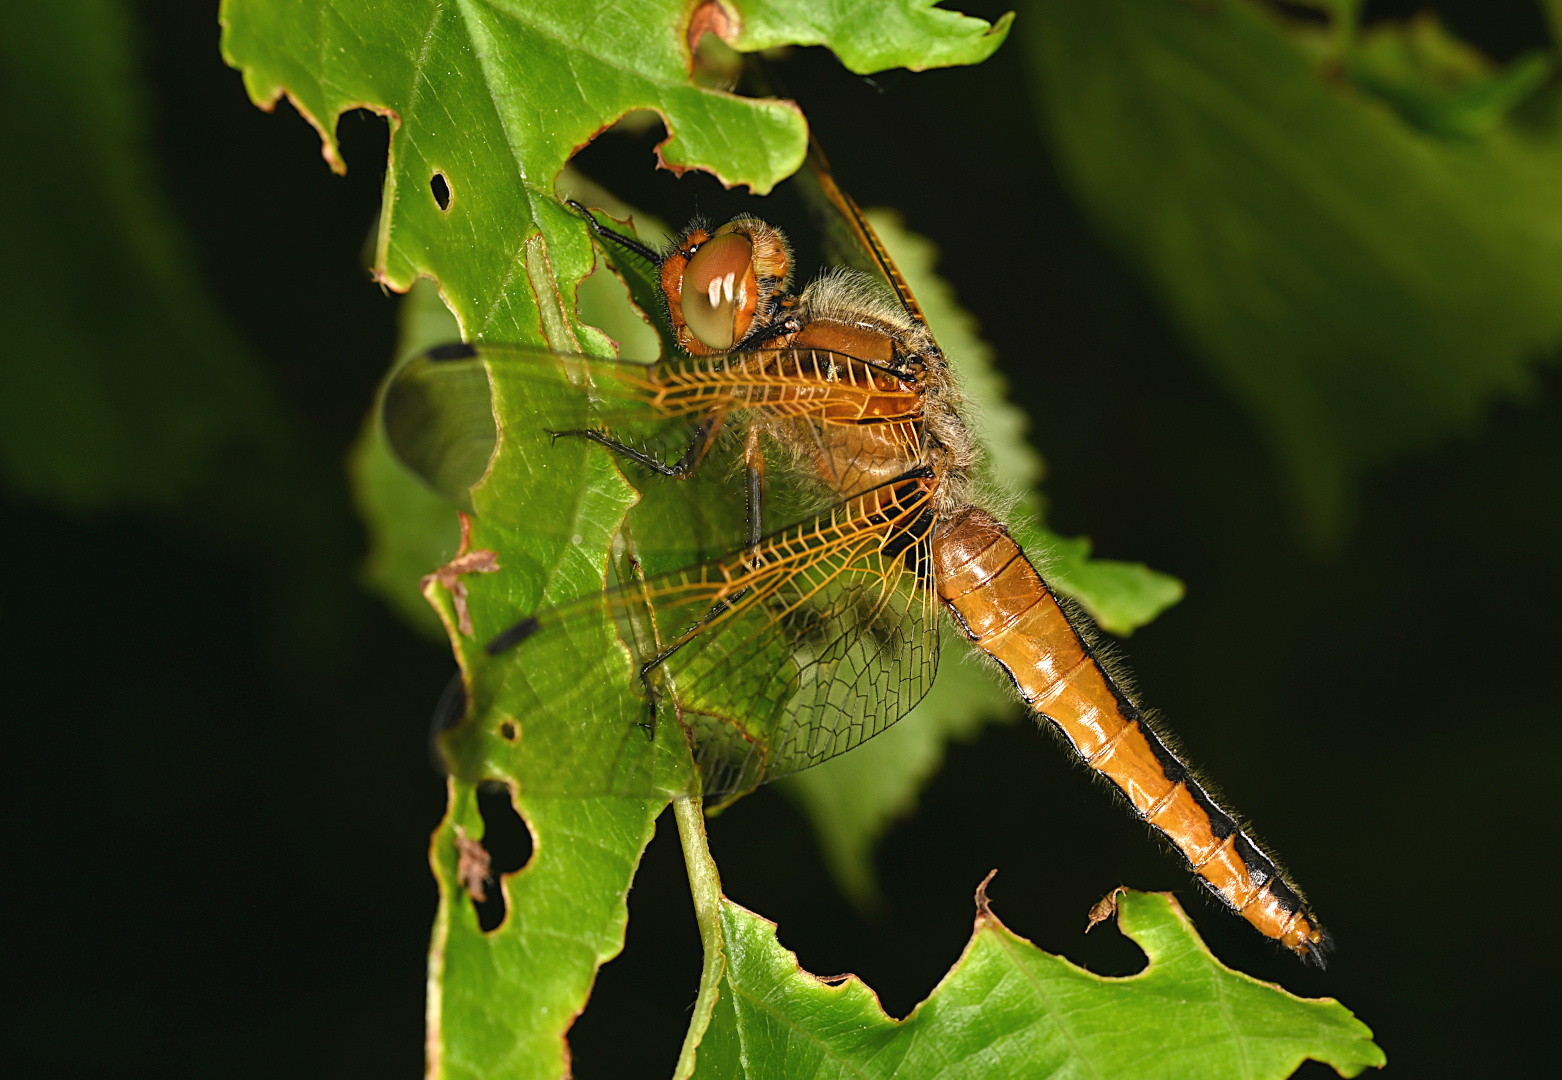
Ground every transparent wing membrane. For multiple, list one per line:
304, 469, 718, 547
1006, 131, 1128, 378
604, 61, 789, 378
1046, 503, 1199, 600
479, 475, 941, 799
384, 343, 925, 538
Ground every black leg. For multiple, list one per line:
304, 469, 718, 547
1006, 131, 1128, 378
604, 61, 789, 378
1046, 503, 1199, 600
551, 412, 721, 479
634, 676, 659, 739
632, 584, 751, 737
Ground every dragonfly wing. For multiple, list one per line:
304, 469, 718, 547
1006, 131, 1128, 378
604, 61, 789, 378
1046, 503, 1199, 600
384, 343, 689, 507
489, 476, 941, 799
803, 140, 927, 327
674, 520, 941, 798
384, 344, 764, 554
455, 584, 695, 801
384, 342, 921, 553
382, 348, 502, 512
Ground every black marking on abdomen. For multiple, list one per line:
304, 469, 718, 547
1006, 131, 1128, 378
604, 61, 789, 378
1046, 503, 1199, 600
428, 342, 479, 361
1136, 719, 1190, 788
1182, 776, 1237, 841
1266, 875, 1304, 914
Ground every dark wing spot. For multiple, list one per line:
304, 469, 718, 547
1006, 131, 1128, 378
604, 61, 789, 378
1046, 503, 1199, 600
427, 341, 479, 361
487, 616, 541, 655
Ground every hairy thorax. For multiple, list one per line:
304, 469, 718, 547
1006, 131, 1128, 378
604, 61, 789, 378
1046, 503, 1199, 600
758, 271, 980, 515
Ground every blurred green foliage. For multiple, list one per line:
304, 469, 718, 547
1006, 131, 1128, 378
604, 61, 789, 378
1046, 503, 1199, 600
0, 0, 289, 511
220, 4, 1048, 1078
1027, 0, 1562, 545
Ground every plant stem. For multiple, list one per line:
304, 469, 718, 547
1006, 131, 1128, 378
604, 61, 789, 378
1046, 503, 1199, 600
672, 794, 725, 1080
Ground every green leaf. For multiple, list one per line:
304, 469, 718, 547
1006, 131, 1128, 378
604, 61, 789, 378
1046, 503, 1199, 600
428, 782, 669, 1080
731, 0, 1014, 72
1026, 0, 1562, 544
413, 335, 698, 1076
780, 211, 1182, 909
220, 0, 1009, 361
232, 3, 1021, 1074
1018, 520, 1186, 638
220, 0, 805, 360
689, 887, 1385, 1079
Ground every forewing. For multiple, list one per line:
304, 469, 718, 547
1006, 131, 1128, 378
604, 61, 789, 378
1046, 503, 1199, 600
384, 343, 702, 504
384, 343, 752, 553
383, 342, 922, 553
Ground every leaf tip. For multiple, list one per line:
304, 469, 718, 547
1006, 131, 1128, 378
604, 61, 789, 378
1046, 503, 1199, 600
973, 868, 999, 922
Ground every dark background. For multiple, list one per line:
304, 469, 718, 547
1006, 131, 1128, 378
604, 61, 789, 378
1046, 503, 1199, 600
5, 1, 1558, 1076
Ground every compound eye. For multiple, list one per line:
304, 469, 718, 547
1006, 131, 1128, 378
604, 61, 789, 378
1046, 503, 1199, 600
682, 232, 755, 350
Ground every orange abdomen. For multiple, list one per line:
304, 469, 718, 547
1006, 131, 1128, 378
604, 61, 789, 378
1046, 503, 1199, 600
932, 508, 1329, 963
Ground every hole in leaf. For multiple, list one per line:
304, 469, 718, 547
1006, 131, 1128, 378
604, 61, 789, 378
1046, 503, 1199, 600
430, 171, 452, 211
498, 720, 517, 742
471, 782, 533, 932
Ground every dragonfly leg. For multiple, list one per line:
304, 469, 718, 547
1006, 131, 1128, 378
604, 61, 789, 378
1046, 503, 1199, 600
742, 421, 766, 550
633, 640, 684, 742
633, 673, 660, 740
551, 410, 726, 479
631, 584, 751, 739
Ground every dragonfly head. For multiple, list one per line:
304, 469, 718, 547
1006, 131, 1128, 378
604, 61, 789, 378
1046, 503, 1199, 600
664, 216, 793, 353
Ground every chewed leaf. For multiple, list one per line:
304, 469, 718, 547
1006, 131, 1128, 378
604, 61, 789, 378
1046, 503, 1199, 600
690, 887, 1385, 1079
428, 782, 667, 1080
221, 0, 1012, 354
221, 0, 803, 356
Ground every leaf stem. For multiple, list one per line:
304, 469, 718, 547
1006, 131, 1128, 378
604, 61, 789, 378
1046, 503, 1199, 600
672, 795, 725, 1080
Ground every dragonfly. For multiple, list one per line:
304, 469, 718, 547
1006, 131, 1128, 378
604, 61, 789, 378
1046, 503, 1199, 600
384, 146, 1331, 965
